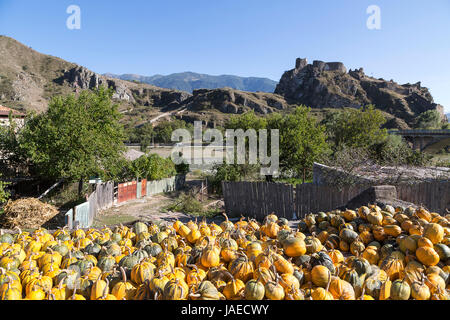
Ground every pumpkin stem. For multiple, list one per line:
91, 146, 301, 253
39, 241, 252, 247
360, 287, 366, 300
222, 212, 229, 222
119, 266, 127, 283
325, 272, 332, 292
101, 278, 110, 300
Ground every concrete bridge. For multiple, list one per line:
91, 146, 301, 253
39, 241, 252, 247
389, 129, 450, 152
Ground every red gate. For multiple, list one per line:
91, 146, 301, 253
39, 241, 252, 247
141, 179, 147, 197
117, 181, 137, 204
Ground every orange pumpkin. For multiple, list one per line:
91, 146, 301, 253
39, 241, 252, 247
328, 277, 355, 300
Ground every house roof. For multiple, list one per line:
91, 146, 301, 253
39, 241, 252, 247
0, 105, 25, 117
123, 148, 146, 161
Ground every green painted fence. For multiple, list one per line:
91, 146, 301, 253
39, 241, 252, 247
146, 175, 186, 196
73, 202, 90, 229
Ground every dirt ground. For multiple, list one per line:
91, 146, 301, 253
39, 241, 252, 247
91, 176, 302, 229
92, 177, 226, 228
93, 192, 302, 230
93, 194, 188, 227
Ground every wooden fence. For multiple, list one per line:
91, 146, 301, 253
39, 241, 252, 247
295, 184, 369, 218
65, 182, 115, 229
397, 182, 450, 214
87, 182, 115, 226
222, 181, 294, 220
222, 181, 450, 221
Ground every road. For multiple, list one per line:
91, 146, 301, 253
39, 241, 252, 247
148, 107, 187, 125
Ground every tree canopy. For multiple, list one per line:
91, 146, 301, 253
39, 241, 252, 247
19, 87, 126, 182
211, 106, 329, 183
322, 105, 387, 150
414, 109, 447, 130
153, 119, 193, 144
267, 106, 329, 179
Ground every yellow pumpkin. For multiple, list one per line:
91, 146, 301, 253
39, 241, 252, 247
384, 225, 402, 237
416, 247, 440, 267
311, 287, 334, 300
311, 265, 331, 288
282, 237, 306, 257
423, 223, 444, 244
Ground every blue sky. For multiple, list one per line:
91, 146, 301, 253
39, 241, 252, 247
1, 0, 449, 113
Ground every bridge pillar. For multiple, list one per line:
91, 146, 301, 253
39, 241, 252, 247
420, 137, 426, 150
412, 138, 421, 151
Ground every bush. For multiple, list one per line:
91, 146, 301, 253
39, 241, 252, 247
131, 154, 177, 181
167, 192, 204, 215
175, 162, 190, 176
370, 135, 431, 166
208, 162, 261, 194
414, 110, 443, 129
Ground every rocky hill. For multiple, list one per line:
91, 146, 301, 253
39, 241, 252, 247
104, 72, 278, 93
275, 58, 446, 129
0, 36, 190, 115
0, 36, 446, 130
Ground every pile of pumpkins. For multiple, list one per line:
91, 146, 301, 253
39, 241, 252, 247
0, 204, 449, 300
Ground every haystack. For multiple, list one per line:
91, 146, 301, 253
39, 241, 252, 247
1, 198, 59, 229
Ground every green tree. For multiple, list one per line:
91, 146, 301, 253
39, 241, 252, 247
137, 123, 155, 150
323, 105, 387, 150
209, 162, 261, 193
226, 111, 267, 131
128, 154, 177, 181
0, 113, 31, 177
0, 174, 10, 204
154, 120, 193, 144
126, 123, 155, 150
268, 106, 329, 182
414, 110, 444, 129
19, 87, 126, 192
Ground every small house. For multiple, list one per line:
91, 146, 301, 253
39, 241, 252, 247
0, 105, 25, 128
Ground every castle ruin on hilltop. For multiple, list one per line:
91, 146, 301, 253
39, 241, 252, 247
295, 58, 347, 74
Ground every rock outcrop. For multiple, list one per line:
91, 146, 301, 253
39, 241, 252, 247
275, 58, 446, 128
183, 87, 288, 115
56, 66, 191, 108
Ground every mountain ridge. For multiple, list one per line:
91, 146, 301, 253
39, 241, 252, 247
0, 35, 447, 130
103, 71, 278, 93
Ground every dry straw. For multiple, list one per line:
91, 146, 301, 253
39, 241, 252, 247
1, 198, 59, 229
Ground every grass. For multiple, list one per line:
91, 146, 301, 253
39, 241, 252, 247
41, 181, 92, 210
92, 214, 137, 228
431, 153, 450, 167
274, 177, 313, 185
164, 191, 221, 218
